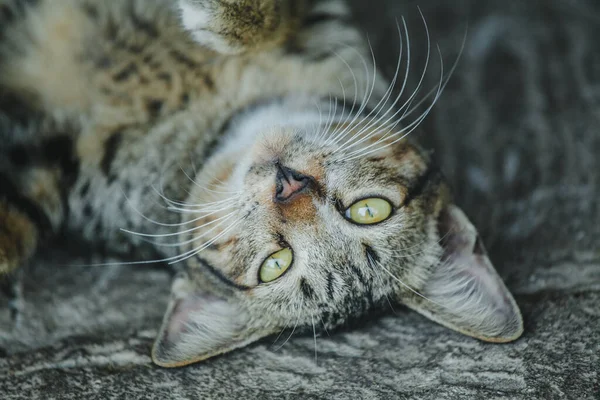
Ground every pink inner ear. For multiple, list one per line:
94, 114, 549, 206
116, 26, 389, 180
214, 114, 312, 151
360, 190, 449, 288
412, 204, 524, 341
165, 295, 209, 341
440, 206, 513, 310
439, 207, 509, 307
451, 251, 515, 313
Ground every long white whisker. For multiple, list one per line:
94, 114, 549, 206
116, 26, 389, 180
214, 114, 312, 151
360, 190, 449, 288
151, 183, 238, 211
346, 14, 467, 160
372, 256, 445, 309
167, 217, 245, 265
389, 225, 458, 259
311, 314, 318, 364
119, 188, 226, 229
120, 211, 236, 239
141, 214, 238, 249
274, 300, 303, 351
346, 45, 445, 160
340, 11, 431, 156
333, 18, 409, 151
157, 191, 237, 209
165, 201, 236, 214
324, 95, 339, 137
318, 314, 331, 337
389, 21, 467, 125
68, 218, 243, 268
271, 326, 289, 347
310, 100, 327, 143
323, 45, 372, 144
152, 219, 242, 266
324, 37, 379, 147
180, 166, 241, 195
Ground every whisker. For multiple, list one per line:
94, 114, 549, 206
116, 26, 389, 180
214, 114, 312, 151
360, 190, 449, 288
318, 314, 331, 337
384, 294, 398, 315
372, 255, 445, 309
344, 45, 445, 161
389, 225, 458, 259
346, 18, 467, 160
274, 299, 303, 351
321, 35, 380, 147
152, 215, 237, 248
324, 94, 339, 137
311, 314, 318, 364
120, 211, 236, 240
180, 165, 241, 195
333, 17, 410, 151
151, 183, 238, 211
319, 95, 336, 144
119, 188, 225, 229
346, 51, 447, 159
165, 202, 237, 214
309, 99, 326, 144
322, 42, 376, 145
271, 326, 289, 347
341, 10, 432, 158
76, 215, 244, 268
167, 217, 245, 265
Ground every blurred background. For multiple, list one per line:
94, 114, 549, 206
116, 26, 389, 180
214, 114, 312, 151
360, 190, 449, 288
1, 0, 599, 398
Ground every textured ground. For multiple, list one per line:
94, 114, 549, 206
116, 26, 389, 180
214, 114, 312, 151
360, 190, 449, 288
1, 0, 599, 399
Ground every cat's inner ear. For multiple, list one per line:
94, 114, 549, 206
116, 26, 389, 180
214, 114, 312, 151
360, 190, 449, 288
152, 274, 268, 367
402, 205, 524, 343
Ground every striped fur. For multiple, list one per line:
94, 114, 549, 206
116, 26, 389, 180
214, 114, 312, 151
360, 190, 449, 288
0, 0, 522, 367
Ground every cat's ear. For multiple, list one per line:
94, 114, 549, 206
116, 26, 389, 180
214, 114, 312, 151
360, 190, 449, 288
402, 205, 523, 342
152, 274, 271, 367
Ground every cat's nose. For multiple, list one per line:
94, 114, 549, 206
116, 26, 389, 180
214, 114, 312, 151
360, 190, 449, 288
274, 163, 312, 203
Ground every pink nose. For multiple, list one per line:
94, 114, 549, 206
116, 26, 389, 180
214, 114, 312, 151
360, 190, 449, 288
274, 164, 312, 203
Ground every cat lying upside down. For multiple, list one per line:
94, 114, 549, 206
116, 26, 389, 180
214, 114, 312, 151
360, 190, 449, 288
0, 0, 523, 367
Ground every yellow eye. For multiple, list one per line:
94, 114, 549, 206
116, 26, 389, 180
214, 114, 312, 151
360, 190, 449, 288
259, 248, 293, 283
345, 198, 393, 225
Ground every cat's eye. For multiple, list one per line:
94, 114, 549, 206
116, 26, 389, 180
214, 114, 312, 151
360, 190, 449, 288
259, 248, 293, 283
345, 198, 393, 225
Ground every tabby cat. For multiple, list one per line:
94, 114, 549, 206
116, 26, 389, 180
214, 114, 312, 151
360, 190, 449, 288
0, 0, 523, 367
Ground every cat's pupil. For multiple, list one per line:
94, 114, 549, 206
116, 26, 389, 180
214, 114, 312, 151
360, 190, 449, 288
358, 204, 375, 219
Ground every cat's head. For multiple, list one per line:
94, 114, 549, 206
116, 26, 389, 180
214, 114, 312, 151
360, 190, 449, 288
151, 113, 523, 367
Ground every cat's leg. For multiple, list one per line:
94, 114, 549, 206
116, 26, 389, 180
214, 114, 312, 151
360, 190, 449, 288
0, 1, 70, 274
177, 0, 309, 54
0, 201, 38, 275
0, 144, 74, 274
0, 265, 24, 327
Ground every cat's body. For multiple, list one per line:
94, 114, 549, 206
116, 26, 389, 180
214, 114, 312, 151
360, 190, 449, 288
0, 0, 523, 367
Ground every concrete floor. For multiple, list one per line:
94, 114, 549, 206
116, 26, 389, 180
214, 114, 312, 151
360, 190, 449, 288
1, 0, 599, 398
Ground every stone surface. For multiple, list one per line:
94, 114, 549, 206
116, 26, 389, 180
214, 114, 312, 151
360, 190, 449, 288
1, 0, 599, 398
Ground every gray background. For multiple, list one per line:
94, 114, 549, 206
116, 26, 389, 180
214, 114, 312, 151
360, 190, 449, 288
1, 0, 599, 398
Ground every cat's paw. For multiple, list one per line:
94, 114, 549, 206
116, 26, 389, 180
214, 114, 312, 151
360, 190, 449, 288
0, 202, 38, 275
0, 267, 25, 327
178, 0, 300, 54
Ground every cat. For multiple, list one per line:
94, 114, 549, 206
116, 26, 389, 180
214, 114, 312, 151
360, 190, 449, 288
0, 0, 523, 367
